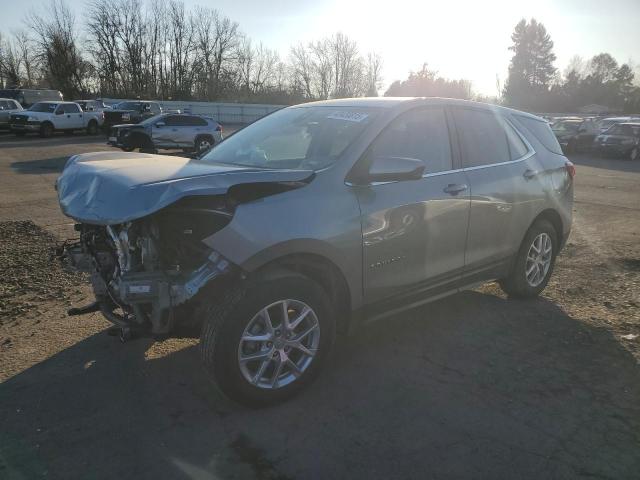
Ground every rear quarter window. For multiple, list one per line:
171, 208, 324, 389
515, 115, 563, 155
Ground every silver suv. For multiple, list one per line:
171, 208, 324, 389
108, 113, 223, 153
57, 98, 574, 406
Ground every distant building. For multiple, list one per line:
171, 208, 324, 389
579, 104, 617, 114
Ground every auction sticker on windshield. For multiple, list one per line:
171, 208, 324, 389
326, 111, 369, 122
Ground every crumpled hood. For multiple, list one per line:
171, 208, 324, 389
56, 151, 314, 225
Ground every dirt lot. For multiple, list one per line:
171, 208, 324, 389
1, 133, 639, 479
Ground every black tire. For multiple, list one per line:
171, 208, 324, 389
39, 122, 53, 138
499, 219, 558, 299
199, 271, 335, 407
87, 120, 98, 135
195, 135, 214, 154
121, 146, 135, 152
138, 135, 156, 154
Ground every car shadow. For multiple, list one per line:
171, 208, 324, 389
1, 290, 639, 479
10, 156, 70, 174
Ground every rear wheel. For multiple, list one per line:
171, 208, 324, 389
39, 123, 53, 138
199, 272, 335, 407
87, 120, 98, 135
195, 135, 214, 154
499, 219, 558, 298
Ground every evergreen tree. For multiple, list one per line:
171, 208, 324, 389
504, 18, 557, 110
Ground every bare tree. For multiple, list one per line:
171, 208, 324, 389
192, 6, 240, 100
309, 38, 333, 99
365, 52, 383, 96
0, 33, 23, 87
289, 43, 314, 98
27, 0, 93, 98
330, 32, 362, 98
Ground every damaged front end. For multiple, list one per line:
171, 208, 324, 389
58, 196, 237, 338
55, 152, 315, 338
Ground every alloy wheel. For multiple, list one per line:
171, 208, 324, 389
237, 299, 320, 389
197, 139, 212, 152
525, 232, 553, 287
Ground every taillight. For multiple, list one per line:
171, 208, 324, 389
565, 161, 576, 180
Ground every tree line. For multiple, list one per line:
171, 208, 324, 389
0, 0, 383, 104
0, 1, 638, 113
503, 18, 639, 113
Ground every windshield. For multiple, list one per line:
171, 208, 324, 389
201, 106, 380, 170
117, 102, 143, 111
29, 102, 57, 113
607, 124, 640, 136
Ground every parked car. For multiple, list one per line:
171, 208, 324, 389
10, 101, 103, 137
593, 122, 640, 160
551, 117, 599, 153
107, 113, 223, 153
0, 88, 63, 107
596, 116, 640, 134
0, 98, 24, 129
56, 98, 574, 406
103, 101, 162, 131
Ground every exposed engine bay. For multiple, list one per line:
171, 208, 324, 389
59, 196, 237, 337
54, 150, 316, 339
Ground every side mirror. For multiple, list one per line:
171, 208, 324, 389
366, 156, 425, 183
55, 109, 64, 115
155, 121, 165, 128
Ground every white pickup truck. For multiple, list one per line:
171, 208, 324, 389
9, 101, 103, 137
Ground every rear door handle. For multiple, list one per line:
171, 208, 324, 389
523, 169, 538, 179
443, 183, 468, 195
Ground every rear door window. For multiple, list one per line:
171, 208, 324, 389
163, 115, 182, 126
184, 116, 207, 126
516, 115, 563, 155
368, 107, 453, 173
452, 108, 512, 167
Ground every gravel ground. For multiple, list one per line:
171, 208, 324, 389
0, 221, 82, 324
0, 137, 639, 479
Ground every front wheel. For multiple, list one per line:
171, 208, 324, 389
39, 123, 53, 138
199, 272, 335, 407
499, 219, 558, 298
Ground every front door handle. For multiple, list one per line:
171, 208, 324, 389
443, 183, 468, 195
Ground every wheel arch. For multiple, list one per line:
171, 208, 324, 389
251, 251, 353, 335
128, 131, 152, 148
531, 208, 564, 248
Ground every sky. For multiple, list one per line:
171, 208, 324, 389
3, 0, 640, 95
